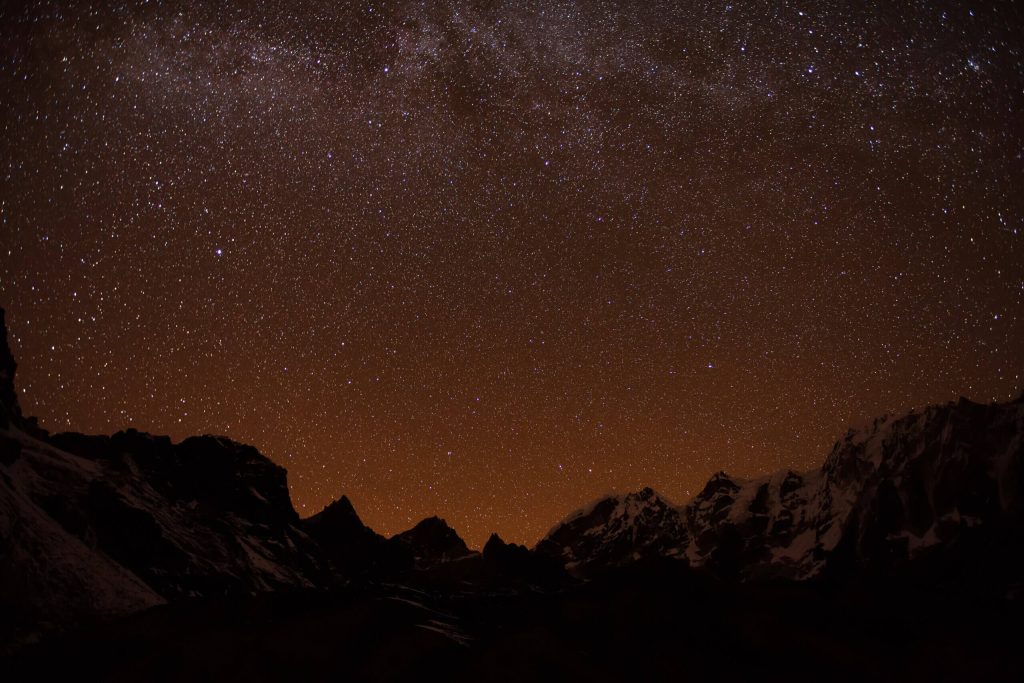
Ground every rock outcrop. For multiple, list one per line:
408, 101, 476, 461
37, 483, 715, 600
0, 309, 23, 429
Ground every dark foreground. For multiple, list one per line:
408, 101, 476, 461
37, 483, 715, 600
5, 560, 1021, 683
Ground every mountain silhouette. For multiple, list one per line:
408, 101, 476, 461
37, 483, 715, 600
1, 307, 1021, 680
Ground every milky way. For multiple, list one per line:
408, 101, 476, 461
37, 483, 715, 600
2, 1, 1022, 545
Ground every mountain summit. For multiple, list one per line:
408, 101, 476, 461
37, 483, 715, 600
390, 516, 475, 568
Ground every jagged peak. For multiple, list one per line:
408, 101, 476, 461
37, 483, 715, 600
305, 494, 366, 527
303, 492, 384, 559
483, 532, 506, 554
320, 494, 356, 516
483, 532, 532, 555
391, 515, 472, 562
394, 515, 466, 544
697, 471, 742, 498
633, 486, 669, 503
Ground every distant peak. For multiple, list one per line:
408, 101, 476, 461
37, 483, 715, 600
393, 515, 464, 541
308, 494, 366, 526
392, 515, 472, 564
413, 515, 451, 531
327, 494, 355, 513
483, 533, 507, 554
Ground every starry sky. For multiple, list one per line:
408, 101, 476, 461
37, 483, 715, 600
2, 0, 1022, 547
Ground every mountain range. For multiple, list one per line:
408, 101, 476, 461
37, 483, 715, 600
539, 397, 1024, 587
1, 306, 1022, 680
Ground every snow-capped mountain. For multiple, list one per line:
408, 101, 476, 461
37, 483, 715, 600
536, 488, 688, 573
540, 396, 1024, 588
820, 398, 1024, 582
683, 468, 823, 579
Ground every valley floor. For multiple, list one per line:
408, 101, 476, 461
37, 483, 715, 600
5, 560, 1021, 683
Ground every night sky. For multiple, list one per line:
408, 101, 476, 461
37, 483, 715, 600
1, 1, 1022, 547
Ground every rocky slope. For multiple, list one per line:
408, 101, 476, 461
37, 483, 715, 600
0, 425, 336, 641
0, 427, 165, 647
0, 310, 331, 647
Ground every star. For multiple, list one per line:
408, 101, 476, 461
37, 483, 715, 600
0, 0, 1020, 547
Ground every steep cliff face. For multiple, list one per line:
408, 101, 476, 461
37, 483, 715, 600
821, 398, 1024, 585
0, 309, 23, 430
43, 430, 329, 599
